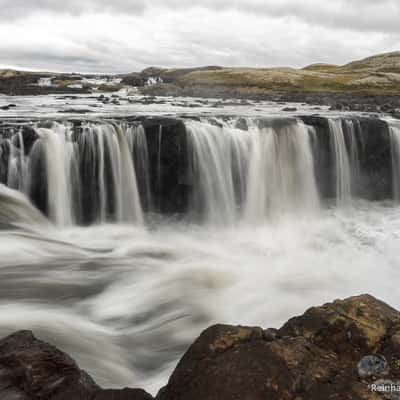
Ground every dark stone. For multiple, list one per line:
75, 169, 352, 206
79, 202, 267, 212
0, 331, 154, 400
282, 107, 297, 112
159, 295, 400, 400
94, 388, 154, 400
0, 330, 99, 400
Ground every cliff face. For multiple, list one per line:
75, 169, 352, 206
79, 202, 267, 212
2, 294, 400, 400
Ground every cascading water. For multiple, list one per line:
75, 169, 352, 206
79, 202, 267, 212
343, 119, 362, 196
1, 121, 145, 226
328, 119, 352, 205
186, 118, 319, 225
389, 120, 400, 201
34, 123, 79, 225
243, 120, 319, 222
125, 124, 152, 211
2, 112, 400, 396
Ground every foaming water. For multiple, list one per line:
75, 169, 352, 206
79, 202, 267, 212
328, 119, 352, 205
390, 121, 400, 201
2, 114, 400, 395
0, 201, 399, 394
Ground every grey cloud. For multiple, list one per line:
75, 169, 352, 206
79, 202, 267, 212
0, 0, 399, 73
0, 0, 145, 19
1, 0, 399, 35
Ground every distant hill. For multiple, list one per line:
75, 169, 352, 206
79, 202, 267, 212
141, 52, 400, 97
1, 52, 400, 97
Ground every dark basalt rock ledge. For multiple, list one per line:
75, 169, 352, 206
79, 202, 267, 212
2, 294, 400, 400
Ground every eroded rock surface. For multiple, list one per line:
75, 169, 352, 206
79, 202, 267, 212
0, 330, 153, 400
158, 295, 400, 400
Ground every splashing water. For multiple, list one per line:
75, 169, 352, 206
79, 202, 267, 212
1, 114, 400, 396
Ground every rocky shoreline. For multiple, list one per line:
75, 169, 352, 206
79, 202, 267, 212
1, 294, 399, 399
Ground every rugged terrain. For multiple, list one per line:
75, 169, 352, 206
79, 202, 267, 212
1, 294, 400, 399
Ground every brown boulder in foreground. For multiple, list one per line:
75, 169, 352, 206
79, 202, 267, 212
158, 295, 400, 400
0, 330, 153, 400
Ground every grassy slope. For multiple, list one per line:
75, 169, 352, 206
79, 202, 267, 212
162, 52, 400, 95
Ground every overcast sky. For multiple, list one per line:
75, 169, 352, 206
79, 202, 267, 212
0, 0, 399, 73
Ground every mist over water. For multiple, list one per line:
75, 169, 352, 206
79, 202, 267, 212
1, 105, 400, 394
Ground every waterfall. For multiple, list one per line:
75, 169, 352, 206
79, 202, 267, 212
34, 123, 79, 226
186, 119, 243, 225
125, 124, 152, 211
0, 116, 397, 227
79, 122, 143, 224
328, 119, 352, 205
157, 125, 163, 212
0, 121, 145, 226
6, 130, 29, 193
343, 119, 362, 196
186, 118, 320, 225
389, 121, 400, 201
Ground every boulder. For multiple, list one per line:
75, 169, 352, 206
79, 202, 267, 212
94, 388, 154, 400
158, 295, 400, 400
0, 330, 99, 400
0, 330, 153, 400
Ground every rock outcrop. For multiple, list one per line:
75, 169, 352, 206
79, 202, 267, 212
159, 295, 400, 400
0, 330, 153, 400
2, 295, 400, 400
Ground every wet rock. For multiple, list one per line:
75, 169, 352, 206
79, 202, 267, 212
0, 330, 154, 400
158, 324, 339, 400
94, 388, 154, 400
280, 294, 400, 354
358, 355, 390, 378
0, 330, 99, 399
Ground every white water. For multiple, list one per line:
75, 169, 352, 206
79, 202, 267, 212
35, 123, 78, 225
390, 121, 400, 201
1, 114, 400, 396
0, 200, 399, 395
187, 118, 319, 225
328, 119, 352, 205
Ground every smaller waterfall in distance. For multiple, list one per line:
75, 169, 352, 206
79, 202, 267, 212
328, 119, 352, 205
389, 121, 400, 201
186, 118, 320, 225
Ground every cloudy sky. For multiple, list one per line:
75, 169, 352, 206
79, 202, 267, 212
0, 0, 399, 73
